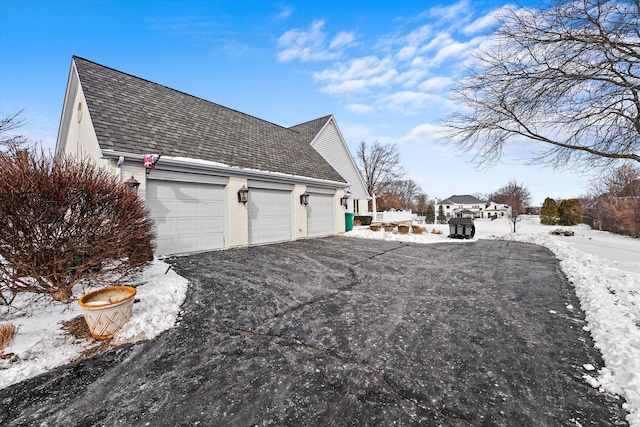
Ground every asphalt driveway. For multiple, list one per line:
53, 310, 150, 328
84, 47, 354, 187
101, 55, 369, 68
0, 237, 629, 426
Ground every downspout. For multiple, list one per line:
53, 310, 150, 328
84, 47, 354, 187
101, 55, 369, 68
116, 156, 124, 182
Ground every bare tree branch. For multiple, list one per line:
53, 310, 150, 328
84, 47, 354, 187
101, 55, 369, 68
442, 0, 640, 171
0, 110, 31, 151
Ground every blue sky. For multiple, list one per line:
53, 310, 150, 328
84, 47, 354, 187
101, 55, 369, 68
0, 0, 595, 205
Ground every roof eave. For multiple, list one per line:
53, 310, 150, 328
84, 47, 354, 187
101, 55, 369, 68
101, 150, 348, 188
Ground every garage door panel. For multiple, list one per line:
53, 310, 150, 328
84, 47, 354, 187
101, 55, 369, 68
249, 189, 291, 245
147, 180, 226, 255
308, 193, 334, 237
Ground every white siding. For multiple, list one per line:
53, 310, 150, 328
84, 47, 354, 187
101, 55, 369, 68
228, 177, 249, 247
311, 119, 369, 201
57, 69, 110, 171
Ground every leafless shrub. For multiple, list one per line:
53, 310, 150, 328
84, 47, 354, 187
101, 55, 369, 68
0, 323, 17, 351
0, 147, 154, 306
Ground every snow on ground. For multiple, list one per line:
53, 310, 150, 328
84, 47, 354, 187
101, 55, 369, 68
0, 259, 188, 389
347, 217, 640, 427
0, 217, 638, 426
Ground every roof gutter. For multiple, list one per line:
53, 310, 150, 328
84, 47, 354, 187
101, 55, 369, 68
101, 150, 349, 189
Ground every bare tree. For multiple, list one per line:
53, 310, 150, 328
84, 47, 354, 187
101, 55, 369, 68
356, 141, 405, 203
414, 193, 429, 215
490, 180, 532, 232
378, 179, 422, 210
489, 180, 532, 215
585, 163, 640, 236
595, 163, 640, 197
0, 110, 32, 151
443, 0, 640, 171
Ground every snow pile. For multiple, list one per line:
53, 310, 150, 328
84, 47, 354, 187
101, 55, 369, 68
0, 259, 188, 389
346, 217, 640, 426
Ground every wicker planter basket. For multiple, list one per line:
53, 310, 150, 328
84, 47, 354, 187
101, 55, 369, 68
397, 224, 410, 234
413, 226, 426, 234
78, 286, 136, 340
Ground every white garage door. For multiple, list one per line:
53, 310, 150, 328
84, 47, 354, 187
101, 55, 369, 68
248, 188, 291, 245
307, 193, 335, 237
146, 180, 225, 255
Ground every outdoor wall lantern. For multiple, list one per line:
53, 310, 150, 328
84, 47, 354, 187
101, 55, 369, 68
340, 192, 350, 208
300, 192, 309, 206
237, 185, 249, 204
124, 175, 140, 193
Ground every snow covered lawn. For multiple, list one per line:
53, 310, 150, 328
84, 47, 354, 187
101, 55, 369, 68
1, 216, 638, 426
0, 259, 188, 389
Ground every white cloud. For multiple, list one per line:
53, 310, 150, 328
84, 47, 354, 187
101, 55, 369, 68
275, 6, 293, 20
397, 45, 417, 61
402, 123, 449, 143
330, 31, 356, 49
430, 41, 469, 64
425, 0, 470, 22
277, 20, 341, 62
278, 3, 509, 119
321, 79, 369, 95
426, 35, 487, 66
314, 56, 399, 94
346, 103, 375, 114
419, 32, 453, 53
277, 20, 356, 62
398, 68, 429, 89
418, 76, 453, 92
405, 24, 433, 46
462, 5, 512, 35
377, 91, 437, 115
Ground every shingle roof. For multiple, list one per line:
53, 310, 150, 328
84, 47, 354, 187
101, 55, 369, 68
440, 194, 485, 205
289, 116, 331, 144
73, 56, 346, 183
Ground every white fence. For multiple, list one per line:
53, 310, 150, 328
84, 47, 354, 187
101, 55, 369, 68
371, 209, 415, 223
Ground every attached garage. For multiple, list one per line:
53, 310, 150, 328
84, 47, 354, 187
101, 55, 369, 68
58, 58, 361, 257
146, 176, 226, 256
307, 190, 335, 237
248, 183, 292, 245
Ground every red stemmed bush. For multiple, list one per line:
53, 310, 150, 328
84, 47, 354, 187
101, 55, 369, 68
0, 147, 154, 306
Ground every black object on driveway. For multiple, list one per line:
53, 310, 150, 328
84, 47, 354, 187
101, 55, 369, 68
0, 238, 628, 426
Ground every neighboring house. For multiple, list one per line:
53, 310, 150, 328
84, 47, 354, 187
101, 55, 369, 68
55, 56, 368, 256
483, 202, 512, 219
434, 195, 512, 219
435, 195, 485, 219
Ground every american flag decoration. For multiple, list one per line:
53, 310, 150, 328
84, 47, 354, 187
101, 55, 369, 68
144, 152, 162, 175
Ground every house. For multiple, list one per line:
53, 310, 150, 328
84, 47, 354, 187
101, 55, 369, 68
55, 56, 369, 256
483, 202, 512, 219
434, 195, 512, 219
435, 195, 485, 219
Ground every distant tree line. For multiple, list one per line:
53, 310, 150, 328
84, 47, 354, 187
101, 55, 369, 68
355, 141, 427, 212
